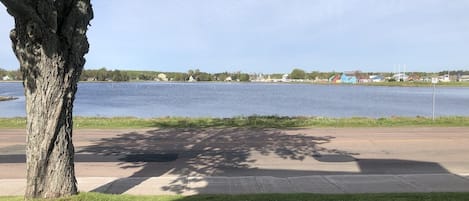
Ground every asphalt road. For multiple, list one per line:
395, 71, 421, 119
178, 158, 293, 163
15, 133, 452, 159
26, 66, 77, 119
1, 127, 468, 179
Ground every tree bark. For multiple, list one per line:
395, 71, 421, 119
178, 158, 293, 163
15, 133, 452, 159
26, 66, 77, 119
0, 0, 93, 199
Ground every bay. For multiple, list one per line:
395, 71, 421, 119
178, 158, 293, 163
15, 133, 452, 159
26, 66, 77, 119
0, 82, 468, 118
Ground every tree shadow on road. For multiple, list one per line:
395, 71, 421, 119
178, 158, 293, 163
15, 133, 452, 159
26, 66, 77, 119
76, 128, 449, 195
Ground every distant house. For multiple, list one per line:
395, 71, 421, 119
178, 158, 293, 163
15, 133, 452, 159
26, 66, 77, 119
2, 75, 11, 81
458, 75, 469, 82
358, 78, 370, 83
439, 74, 450, 82
392, 73, 408, 81
420, 77, 432, 82
357, 74, 370, 83
225, 76, 232, 82
407, 74, 421, 82
328, 74, 341, 83
369, 75, 384, 82
257, 74, 265, 81
251, 74, 265, 82
281, 74, 289, 82
341, 71, 357, 84
188, 76, 197, 82
157, 73, 168, 81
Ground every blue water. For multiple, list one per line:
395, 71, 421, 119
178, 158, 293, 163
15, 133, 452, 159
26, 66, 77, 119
1, 82, 468, 118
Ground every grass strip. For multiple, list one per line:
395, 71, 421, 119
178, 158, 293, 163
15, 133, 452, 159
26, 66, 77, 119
358, 81, 469, 87
2, 192, 469, 201
1, 116, 469, 129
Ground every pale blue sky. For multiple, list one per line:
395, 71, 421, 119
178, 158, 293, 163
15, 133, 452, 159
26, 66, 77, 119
1, 0, 469, 73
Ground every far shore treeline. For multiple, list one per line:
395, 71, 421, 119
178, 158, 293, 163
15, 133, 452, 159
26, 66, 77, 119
1, 67, 469, 83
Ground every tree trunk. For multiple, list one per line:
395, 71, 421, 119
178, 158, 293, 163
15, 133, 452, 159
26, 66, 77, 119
0, 0, 93, 199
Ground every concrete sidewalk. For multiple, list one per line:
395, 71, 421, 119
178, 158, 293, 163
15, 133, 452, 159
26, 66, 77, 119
2, 174, 469, 196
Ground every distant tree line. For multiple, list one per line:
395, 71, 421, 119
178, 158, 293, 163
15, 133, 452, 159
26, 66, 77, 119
288, 68, 338, 80
80, 68, 130, 81
2, 67, 469, 82
438, 70, 469, 76
0, 68, 22, 80
78, 68, 251, 82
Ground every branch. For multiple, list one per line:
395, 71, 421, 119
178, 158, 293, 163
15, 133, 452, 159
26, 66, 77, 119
0, 0, 44, 25
60, 0, 93, 44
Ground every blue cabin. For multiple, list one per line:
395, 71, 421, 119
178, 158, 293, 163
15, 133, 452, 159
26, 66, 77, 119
340, 73, 357, 84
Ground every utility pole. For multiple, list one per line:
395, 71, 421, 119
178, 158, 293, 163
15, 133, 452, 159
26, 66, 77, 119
431, 78, 438, 121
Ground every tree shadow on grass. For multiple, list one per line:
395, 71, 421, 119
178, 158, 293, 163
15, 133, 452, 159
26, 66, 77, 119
77, 128, 450, 195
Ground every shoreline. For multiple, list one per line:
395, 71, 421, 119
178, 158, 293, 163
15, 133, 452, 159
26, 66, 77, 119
3, 80, 469, 87
0, 96, 18, 102
80, 81, 469, 87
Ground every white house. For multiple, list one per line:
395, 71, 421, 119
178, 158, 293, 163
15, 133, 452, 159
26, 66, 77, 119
157, 73, 168, 81
459, 75, 469, 82
188, 76, 197, 82
369, 75, 385, 82
392, 73, 408, 81
2, 75, 11, 81
439, 74, 450, 82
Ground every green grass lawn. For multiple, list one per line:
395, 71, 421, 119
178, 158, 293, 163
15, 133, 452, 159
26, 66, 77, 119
359, 81, 469, 87
0, 116, 468, 129
2, 192, 469, 201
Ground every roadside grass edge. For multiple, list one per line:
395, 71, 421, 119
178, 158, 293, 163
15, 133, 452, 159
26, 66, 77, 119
0, 116, 468, 129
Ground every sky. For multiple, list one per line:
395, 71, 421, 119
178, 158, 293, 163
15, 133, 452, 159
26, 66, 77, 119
1, 0, 469, 73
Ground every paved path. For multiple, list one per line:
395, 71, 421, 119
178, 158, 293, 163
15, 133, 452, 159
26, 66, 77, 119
1, 127, 468, 195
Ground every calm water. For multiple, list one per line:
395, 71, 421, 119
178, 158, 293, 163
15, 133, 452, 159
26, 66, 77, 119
1, 82, 468, 118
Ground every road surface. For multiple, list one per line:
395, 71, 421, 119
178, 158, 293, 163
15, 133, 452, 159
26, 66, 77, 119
1, 127, 468, 195
1, 127, 468, 178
